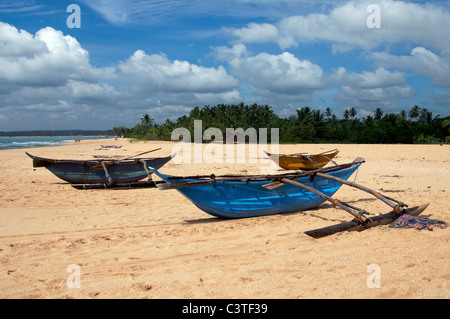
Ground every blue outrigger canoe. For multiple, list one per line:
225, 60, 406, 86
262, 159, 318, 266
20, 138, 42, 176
151, 158, 364, 219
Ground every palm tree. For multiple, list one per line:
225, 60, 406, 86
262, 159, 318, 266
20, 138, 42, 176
443, 118, 450, 133
343, 109, 350, 120
296, 107, 312, 124
419, 109, 439, 125
363, 115, 374, 125
409, 105, 420, 120
374, 108, 383, 121
324, 107, 332, 119
400, 110, 407, 119
141, 114, 154, 127
312, 109, 324, 123
189, 106, 201, 118
349, 107, 357, 119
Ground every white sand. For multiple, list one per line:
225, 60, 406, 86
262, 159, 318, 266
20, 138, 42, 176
0, 139, 448, 298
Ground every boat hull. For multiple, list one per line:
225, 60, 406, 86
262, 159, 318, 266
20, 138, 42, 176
152, 160, 362, 219
27, 153, 173, 184
267, 150, 339, 170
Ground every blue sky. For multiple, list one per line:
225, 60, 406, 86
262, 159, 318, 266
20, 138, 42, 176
0, 0, 449, 131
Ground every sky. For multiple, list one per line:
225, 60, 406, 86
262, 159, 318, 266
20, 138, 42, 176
0, 0, 449, 131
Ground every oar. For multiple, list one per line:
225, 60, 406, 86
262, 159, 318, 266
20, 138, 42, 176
280, 178, 369, 223
122, 148, 162, 160
314, 172, 407, 211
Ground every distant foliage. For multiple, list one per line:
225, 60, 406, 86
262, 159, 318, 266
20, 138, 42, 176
124, 104, 449, 144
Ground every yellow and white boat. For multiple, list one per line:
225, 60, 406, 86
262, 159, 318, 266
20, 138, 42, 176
265, 149, 339, 170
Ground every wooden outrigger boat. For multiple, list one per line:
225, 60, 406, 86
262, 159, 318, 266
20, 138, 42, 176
265, 149, 339, 170
26, 148, 174, 186
151, 157, 428, 238
153, 158, 363, 219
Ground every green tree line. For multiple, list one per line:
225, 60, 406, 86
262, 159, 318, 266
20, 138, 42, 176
114, 103, 450, 144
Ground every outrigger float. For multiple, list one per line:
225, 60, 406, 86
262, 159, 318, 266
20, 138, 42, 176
151, 157, 429, 238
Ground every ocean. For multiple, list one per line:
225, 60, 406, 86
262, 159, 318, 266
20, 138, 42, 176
0, 136, 110, 151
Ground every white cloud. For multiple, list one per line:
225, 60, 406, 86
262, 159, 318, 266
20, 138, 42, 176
330, 67, 415, 108
0, 22, 122, 129
140, 104, 194, 122
0, 22, 243, 129
24, 101, 71, 112
79, 0, 192, 25
228, 23, 279, 43
116, 49, 242, 119
373, 47, 450, 87
222, 0, 450, 114
230, 0, 450, 54
119, 50, 239, 94
79, 0, 340, 25
0, 22, 47, 57
68, 80, 119, 104
214, 44, 326, 102
0, 1, 46, 14
330, 67, 406, 89
2, 0, 449, 130
0, 23, 114, 88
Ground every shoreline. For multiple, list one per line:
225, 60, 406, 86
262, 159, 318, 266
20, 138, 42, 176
0, 140, 448, 298
3, 134, 446, 153
0, 136, 116, 152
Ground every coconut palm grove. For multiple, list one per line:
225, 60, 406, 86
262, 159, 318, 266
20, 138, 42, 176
116, 104, 449, 144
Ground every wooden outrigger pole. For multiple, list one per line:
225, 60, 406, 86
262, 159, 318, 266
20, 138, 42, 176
275, 171, 428, 238
274, 170, 408, 221
280, 178, 370, 223
314, 172, 407, 211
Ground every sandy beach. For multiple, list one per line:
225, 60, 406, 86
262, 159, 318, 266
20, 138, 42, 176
0, 139, 448, 299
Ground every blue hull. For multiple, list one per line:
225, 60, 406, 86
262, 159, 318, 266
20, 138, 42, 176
152, 161, 362, 218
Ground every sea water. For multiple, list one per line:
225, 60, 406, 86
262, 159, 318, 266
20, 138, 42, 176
0, 136, 107, 150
